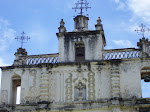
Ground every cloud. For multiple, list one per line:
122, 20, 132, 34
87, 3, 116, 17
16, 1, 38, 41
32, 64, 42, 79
127, 0, 150, 23
114, 0, 150, 23
0, 18, 16, 51
114, 0, 126, 10
0, 57, 9, 90
112, 40, 135, 48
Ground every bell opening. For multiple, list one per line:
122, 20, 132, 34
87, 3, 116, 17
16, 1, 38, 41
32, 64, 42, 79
144, 75, 150, 82
75, 41, 85, 62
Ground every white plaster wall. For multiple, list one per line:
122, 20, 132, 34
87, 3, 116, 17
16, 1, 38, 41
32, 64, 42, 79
1, 68, 42, 104
95, 69, 111, 99
94, 34, 103, 60
58, 36, 65, 62
120, 61, 142, 99
59, 31, 105, 62
1, 70, 12, 104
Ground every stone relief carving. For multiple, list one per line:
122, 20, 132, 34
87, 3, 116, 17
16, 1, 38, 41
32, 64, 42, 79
97, 72, 101, 99
88, 71, 96, 100
74, 82, 86, 101
1, 90, 8, 104
65, 73, 73, 101
73, 72, 87, 83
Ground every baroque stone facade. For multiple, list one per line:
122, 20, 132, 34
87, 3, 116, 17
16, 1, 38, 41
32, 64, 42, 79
1, 12, 150, 112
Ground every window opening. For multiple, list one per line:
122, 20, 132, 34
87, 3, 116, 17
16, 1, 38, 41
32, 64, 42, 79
141, 68, 150, 98
16, 86, 21, 104
75, 41, 85, 62
12, 75, 21, 104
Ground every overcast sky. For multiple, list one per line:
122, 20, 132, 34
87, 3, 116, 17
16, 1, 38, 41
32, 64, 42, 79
0, 0, 150, 100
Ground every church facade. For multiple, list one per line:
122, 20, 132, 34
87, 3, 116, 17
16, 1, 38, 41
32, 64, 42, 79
1, 10, 150, 112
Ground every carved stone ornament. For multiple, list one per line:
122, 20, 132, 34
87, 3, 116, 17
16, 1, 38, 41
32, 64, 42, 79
88, 71, 96, 100
65, 73, 73, 101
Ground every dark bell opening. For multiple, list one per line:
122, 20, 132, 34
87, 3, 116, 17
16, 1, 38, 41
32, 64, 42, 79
144, 75, 150, 82
76, 49, 84, 56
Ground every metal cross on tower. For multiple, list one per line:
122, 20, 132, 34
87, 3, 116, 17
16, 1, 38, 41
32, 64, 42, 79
72, 0, 91, 16
15, 31, 30, 48
135, 24, 150, 38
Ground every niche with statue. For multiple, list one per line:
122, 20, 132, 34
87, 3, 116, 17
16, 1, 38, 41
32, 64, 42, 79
74, 82, 86, 101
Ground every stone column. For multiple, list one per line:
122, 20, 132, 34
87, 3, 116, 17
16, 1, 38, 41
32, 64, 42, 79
137, 37, 150, 57
13, 48, 27, 65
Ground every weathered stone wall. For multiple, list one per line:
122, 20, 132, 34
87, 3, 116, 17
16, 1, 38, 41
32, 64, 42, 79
58, 31, 105, 63
2, 58, 150, 105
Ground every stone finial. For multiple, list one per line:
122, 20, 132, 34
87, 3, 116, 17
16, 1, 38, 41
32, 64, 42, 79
95, 17, 103, 30
58, 19, 66, 33
137, 37, 150, 57
14, 48, 27, 65
60, 19, 65, 26
97, 17, 102, 24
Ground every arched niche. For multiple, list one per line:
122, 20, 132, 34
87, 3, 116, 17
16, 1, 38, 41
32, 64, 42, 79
74, 81, 86, 101
11, 75, 21, 105
75, 41, 85, 62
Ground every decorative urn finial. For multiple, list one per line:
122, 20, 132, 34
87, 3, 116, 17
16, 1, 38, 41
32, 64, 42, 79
95, 17, 103, 30
58, 19, 66, 33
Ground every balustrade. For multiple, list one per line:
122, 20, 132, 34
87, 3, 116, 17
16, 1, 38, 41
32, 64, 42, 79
103, 48, 141, 60
18, 48, 142, 65
21, 53, 59, 65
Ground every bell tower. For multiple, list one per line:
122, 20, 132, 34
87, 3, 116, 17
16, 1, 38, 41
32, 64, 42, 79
56, 0, 106, 63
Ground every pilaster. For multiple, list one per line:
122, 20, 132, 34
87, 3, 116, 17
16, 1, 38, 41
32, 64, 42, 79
111, 63, 120, 99
39, 68, 49, 101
